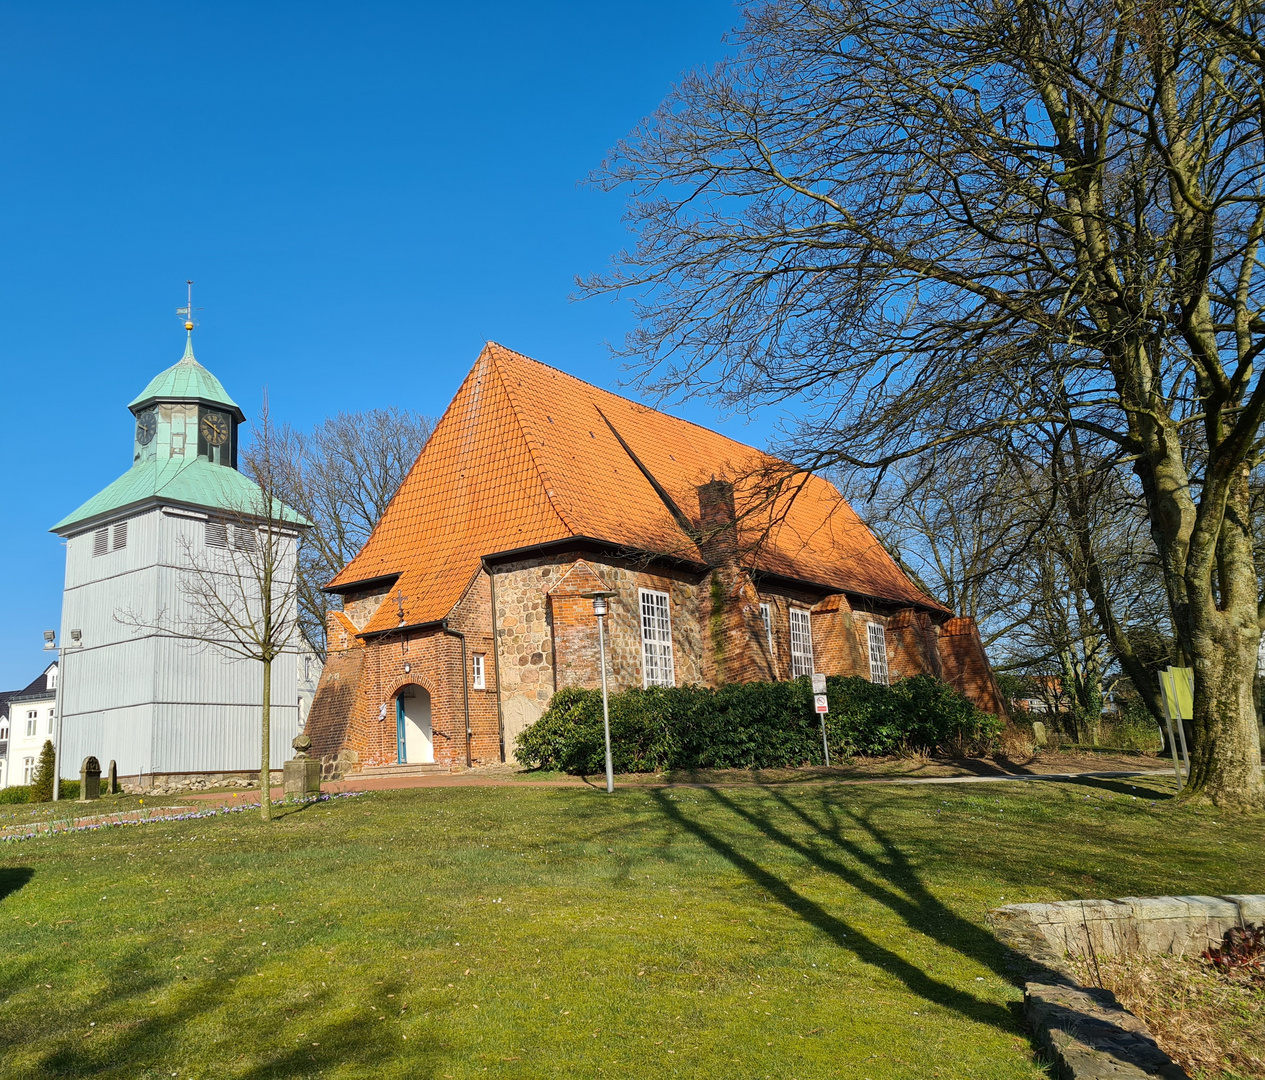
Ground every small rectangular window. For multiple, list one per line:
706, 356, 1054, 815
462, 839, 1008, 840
759, 603, 774, 654
233, 525, 257, 552
205, 521, 228, 548
789, 608, 814, 677
867, 622, 889, 686
472, 653, 486, 690
47, 712, 54, 734
113, 521, 128, 550
25, 714, 36, 737
23, 757, 35, 784
93, 528, 108, 556
640, 589, 675, 687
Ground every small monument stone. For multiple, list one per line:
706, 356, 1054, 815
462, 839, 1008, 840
79, 756, 102, 802
107, 760, 119, 795
283, 733, 322, 798
1031, 720, 1048, 748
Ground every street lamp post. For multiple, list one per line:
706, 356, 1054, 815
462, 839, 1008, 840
592, 594, 614, 794
45, 628, 81, 802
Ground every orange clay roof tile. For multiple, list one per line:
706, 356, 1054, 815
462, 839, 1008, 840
329, 343, 945, 634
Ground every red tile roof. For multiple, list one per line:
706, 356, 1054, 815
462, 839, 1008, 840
330, 344, 945, 634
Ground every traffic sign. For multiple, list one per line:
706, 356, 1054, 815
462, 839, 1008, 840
814, 694, 829, 714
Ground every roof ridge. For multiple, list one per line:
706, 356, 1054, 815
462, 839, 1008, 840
486, 344, 579, 538
485, 341, 771, 457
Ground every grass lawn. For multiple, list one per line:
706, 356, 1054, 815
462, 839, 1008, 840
0, 772, 1260, 1079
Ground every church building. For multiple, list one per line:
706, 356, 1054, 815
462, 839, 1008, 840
50, 326, 308, 783
306, 343, 1005, 776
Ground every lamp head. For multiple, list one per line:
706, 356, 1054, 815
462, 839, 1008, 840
70, 629, 82, 643
43, 630, 55, 650
592, 595, 608, 618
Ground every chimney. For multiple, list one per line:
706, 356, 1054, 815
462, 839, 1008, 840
697, 478, 737, 563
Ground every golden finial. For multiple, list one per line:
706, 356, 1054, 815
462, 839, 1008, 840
176, 280, 200, 332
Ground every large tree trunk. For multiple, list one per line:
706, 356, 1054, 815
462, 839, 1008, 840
260, 656, 272, 822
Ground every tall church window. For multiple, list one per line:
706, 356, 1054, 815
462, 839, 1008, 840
789, 608, 814, 677
867, 622, 889, 685
640, 589, 675, 688
760, 602, 775, 655
472, 653, 486, 690
93, 528, 108, 557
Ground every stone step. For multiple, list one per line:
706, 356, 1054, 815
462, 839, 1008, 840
353, 762, 446, 778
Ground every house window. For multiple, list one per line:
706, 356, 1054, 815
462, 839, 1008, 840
22, 757, 35, 784
639, 589, 676, 688
93, 528, 109, 556
25, 711, 37, 737
789, 608, 814, 677
113, 521, 128, 550
47, 668, 57, 690
472, 653, 486, 690
867, 622, 889, 685
233, 524, 257, 552
47, 709, 55, 735
759, 603, 774, 654
205, 521, 228, 548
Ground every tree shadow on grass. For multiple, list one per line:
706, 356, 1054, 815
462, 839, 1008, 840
4, 935, 453, 1079
649, 785, 1050, 1039
0, 866, 34, 902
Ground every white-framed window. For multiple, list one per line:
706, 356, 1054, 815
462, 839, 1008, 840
47, 709, 55, 734
205, 521, 228, 548
93, 528, 109, 557
25, 711, 37, 737
23, 757, 35, 784
760, 603, 774, 655
789, 607, 814, 677
113, 521, 128, 550
47, 668, 57, 690
639, 588, 676, 687
867, 622, 889, 685
472, 653, 486, 690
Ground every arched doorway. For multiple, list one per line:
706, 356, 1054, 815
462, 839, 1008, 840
395, 684, 434, 764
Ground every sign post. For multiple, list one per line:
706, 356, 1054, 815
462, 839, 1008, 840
812, 673, 830, 767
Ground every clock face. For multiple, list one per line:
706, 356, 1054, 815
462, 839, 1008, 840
200, 412, 229, 447
136, 411, 157, 447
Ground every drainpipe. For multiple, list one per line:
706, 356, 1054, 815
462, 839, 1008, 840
442, 620, 472, 768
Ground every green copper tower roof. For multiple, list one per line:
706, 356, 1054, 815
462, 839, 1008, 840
50, 457, 309, 535
127, 333, 244, 420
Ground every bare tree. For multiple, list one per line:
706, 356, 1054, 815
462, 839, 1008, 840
122, 399, 305, 821
247, 409, 433, 655
588, 0, 1265, 804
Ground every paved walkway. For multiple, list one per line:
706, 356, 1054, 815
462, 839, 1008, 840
180, 766, 1179, 807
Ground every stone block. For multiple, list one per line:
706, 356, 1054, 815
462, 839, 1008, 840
283, 756, 321, 798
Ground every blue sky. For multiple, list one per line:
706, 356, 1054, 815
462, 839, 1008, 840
0, 1, 780, 689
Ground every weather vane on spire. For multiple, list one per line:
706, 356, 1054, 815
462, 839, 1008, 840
176, 280, 201, 331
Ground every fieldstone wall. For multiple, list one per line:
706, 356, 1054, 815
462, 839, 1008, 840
987, 894, 1265, 1080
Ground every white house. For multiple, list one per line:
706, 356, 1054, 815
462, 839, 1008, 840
0, 662, 57, 788
49, 328, 309, 783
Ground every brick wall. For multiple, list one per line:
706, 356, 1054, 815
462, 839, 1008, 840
937, 616, 1008, 717
804, 593, 869, 679
887, 609, 944, 681
305, 573, 503, 772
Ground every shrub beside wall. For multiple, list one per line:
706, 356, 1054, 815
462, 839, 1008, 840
515, 675, 1002, 773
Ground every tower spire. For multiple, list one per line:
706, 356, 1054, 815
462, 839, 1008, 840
176, 280, 200, 361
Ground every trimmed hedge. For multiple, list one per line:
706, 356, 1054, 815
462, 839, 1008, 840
514, 675, 1002, 774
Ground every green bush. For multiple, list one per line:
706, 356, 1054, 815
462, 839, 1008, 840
0, 784, 32, 804
515, 675, 1002, 773
28, 740, 56, 802
1101, 702, 1164, 752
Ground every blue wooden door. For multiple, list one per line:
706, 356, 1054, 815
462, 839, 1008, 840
396, 696, 407, 763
